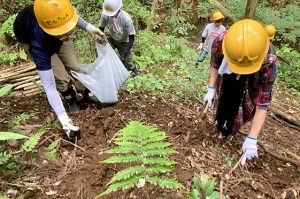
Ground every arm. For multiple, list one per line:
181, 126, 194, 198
208, 67, 218, 88
122, 34, 134, 58
248, 107, 267, 138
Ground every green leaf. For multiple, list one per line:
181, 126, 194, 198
21, 129, 45, 152
144, 148, 178, 156
109, 165, 144, 184
188, 189, 200, 199
99, 175, 141, 196
115, 141, 139, 147
146, 176, 183, 189
101, 155, 143, 164
145, 165, 173, 173
0, 151, 12, 165
206, 191, 225, 199
104, 146, 141, 154
18, 49, 27, 60
204, 181, 217, 196
144, 157, 177, 166
0, 84, 14, 97
45, 139, 60, 151
193, 174, 201, 192
143, 142, 173, 150
0, 132, 28, 140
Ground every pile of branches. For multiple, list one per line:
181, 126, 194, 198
0, 62, 42, 97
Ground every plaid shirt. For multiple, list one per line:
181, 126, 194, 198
212, 37, 277, 133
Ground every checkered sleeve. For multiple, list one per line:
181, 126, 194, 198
254, 45, 277, 109
210, 38, 222, 69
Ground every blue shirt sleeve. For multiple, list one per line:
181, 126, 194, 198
29, 44, 51, 71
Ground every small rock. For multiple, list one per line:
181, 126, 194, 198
46, 190, 57, 196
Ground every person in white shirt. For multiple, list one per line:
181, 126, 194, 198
195, 11, 226, 66
99, 0, 138, 77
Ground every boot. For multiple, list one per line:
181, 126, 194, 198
82, 88, 99, 103
131, 68, 139, 77
61, 87, 80, 112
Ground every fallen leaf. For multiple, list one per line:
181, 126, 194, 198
137, 178, 145, 188
46, 190, 57, 196
54, 181, 62, 186
7, 189, 18, 198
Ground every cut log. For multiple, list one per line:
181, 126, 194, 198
14, 82, 36, 91
13, 76, 40, 87
24, 81, 42, 90
10, 75, 38, 83
0, 64, 35, 79
23, 88, 40, 95
25, 91, 40, 97
0, 71, 38, 82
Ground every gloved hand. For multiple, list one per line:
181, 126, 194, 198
197, 42, 204, 51
203, 86, 216, 107
58, 113, 80, 142
241, 136, 258, 165
86, 24, 108, 43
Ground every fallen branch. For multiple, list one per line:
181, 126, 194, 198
23, 88, 40, 95
269, 108, 300, 127
239, 131, 300, 167
0, 64, 35, 79
278, 146, 300, 161
16, 187, 40, 199
14, 76, 40, 87
52, 133, 86, 151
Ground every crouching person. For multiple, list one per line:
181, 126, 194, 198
13, 0, 107, 141
204, 19, 277, 165
99, 0, 138, 77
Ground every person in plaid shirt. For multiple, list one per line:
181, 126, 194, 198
203, 19, 277, 165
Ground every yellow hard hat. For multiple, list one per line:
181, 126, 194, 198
34, 0, 78, 36
222, 19, 269, 75
212, 11, 224, 21
264, 24, 276, 40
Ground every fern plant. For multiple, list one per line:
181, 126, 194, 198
0, 120, 59, 166
99, 121, 183, 196
188, 173, 226, 199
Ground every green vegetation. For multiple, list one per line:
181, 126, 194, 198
0, 84, 13, 97
0, 120, 59, 171
9, 112, 37, 126
44, 139, 60, 160
100, 121, 183, 196
188, 173, 226, 199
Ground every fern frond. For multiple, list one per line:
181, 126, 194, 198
141, 134, 167, 145
105, 146, 141, 154
144, 148, 178, 156
0, 151, 12, 165
143, 142, 172, 150
146, 176, 183, 189
115, 141, 139, 147
145, 165, 173, 173
144, 157, 178, 166
101, 155, 143, 164
109, 165, 144, 184
100, 174, 141, 196
21, 129, 45, 152
0, 132, 28, 141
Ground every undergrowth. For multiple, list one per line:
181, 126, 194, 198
100, 121, 183, 196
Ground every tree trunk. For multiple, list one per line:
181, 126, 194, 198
146, 0, 159, 31
244, 0, 259, 19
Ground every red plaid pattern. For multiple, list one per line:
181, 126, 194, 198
212, 41, 277, 133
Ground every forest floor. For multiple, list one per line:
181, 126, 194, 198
0, 87, 299, 198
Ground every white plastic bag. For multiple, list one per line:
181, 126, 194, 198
71, 42, 130, 104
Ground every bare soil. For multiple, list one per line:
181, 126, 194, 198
0, 92, 299, 199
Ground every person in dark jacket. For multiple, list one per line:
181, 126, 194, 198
13, 0, 107, 141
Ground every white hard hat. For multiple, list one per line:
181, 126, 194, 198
103, 0, 122, 16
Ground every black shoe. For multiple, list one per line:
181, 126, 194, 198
68, 102, 81, 112
66, 129, 81, 143
82, 89, 99, 103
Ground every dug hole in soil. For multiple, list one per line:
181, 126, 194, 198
0, 92, 299, 199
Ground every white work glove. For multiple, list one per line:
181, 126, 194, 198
197, 42, 204, 51
86, 23, 107, 43
58, 113, 80, 142
241, 136, 258, 165
203, 86, 216, 107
